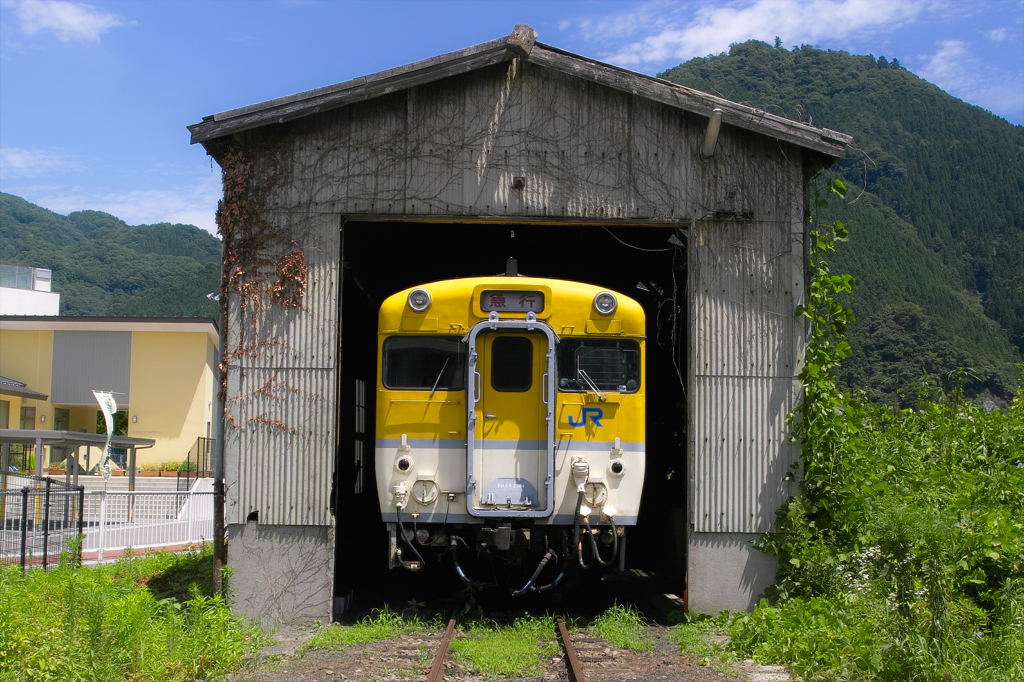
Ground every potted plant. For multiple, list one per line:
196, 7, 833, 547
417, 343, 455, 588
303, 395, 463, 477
160, 461, 182, 477
138, 463, 160, 477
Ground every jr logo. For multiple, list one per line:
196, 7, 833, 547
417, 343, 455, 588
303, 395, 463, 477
568, 407, 603, 427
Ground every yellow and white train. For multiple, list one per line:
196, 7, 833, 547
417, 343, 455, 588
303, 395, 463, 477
375, 274, 645, 594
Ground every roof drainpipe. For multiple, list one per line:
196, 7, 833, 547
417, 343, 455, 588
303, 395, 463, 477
701, 108, 723, 157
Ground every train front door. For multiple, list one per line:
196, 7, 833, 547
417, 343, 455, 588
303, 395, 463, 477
467, 326, 555, 517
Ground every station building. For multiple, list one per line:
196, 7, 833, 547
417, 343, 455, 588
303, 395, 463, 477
0, 316, 219, 470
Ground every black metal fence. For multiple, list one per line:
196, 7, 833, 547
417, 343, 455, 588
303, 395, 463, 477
4, 443, 34, 472
0, 475, 84, 571
177, 437, 215, 492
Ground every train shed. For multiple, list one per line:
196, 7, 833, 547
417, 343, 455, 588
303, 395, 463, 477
189, 25, 850, 624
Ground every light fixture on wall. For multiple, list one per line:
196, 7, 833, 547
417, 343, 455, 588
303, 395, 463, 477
40, 414, 46, 423
132, 415, 137, 423
701, 108, 723, 157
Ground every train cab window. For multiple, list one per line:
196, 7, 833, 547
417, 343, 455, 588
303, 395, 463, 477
557, 339, 640, 393
382, 336, 466, 390
490, 336, 533, 392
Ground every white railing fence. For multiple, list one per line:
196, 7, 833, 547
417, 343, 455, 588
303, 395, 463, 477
81, 490, 214, 560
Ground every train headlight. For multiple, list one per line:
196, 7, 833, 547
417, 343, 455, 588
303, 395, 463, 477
593, 291, 617, 315
396, 456, 414, 473
609, 459, 625, 477
408, 288, 431, 312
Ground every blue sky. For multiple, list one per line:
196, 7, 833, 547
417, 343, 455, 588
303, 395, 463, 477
1, 0, 1021, 235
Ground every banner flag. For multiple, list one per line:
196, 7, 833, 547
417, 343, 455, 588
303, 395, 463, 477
92, 390, 117, 482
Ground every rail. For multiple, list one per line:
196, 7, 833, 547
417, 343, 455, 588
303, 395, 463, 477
424, 616, 586, 682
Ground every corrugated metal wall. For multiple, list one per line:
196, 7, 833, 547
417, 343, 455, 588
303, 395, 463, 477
688, 157, 805, 534
51, 331, 132, 405
223, 214, 339, 526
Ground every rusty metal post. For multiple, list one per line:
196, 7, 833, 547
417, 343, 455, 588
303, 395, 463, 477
42, 478, 51, 571
19, 487, 29, 571
212, 319, 226, 595
76, 484, 85, 565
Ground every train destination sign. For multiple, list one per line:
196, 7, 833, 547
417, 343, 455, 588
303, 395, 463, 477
480, 290, 545, 313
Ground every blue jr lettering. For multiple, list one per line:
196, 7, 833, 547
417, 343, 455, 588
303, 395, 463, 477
568, 407, 603, 427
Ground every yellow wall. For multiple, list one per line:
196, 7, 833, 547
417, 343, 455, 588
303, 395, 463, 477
128, 331, 214, 466
1, 327, 216, 469
0, 329, 54, 429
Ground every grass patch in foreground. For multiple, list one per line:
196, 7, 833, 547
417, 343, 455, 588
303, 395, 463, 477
0, 545, 265, 682
303, 606, 435, 650
450, 615, 561, 679
589, 603, 651, 652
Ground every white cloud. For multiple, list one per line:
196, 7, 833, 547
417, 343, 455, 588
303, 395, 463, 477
917, 39, 1024, 123
7, 173, 223, 235
565, 0, 927, 68
0, 147, 80, 177
2, 0, 125, 42
917, 39, 969, 86
986, 28, 1006, 41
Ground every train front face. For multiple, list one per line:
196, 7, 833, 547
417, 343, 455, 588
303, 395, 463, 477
375, 277, 646, 593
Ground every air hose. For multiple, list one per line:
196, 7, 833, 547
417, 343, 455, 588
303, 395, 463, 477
572, 490, 595, 569
511, 548, 557, 597
532, 532, 569, 593
584, 515, 618, 566
450, 536, 473, 586
395, 505, 425, 571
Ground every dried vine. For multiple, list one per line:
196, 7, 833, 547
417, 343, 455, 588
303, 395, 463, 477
215, 148, 310, 433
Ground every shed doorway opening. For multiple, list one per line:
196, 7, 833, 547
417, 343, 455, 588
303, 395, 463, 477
335, 220, 688, 598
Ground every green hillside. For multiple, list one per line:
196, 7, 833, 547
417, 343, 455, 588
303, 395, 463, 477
0, 193, 222, 318
662, 41, 1023, 403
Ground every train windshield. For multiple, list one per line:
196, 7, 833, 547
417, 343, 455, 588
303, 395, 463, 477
382, 336, 467, 390
556, 339, 640, 393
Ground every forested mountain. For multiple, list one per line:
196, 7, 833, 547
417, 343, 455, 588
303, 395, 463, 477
662, 41, 1023, 404
0, 193, 221, 318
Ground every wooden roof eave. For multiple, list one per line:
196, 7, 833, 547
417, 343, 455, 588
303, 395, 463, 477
188, 25, 537, 146
528, 44, 851, 158
189, 24, 851, 159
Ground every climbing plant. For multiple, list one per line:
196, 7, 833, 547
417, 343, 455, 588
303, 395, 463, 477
214, 148, 310, 433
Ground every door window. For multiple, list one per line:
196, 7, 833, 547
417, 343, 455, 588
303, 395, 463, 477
490, 336, 533, 392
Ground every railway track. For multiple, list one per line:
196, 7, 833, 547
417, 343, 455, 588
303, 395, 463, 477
425, 615, 639, 682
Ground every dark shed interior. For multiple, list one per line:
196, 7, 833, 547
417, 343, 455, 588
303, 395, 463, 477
334, 220, 689, 600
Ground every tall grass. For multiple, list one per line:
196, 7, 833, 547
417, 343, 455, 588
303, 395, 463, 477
717, 184, 1024, 680
589, 603, 651, 652
303, 606, 435, 650
0, 546, 264, 681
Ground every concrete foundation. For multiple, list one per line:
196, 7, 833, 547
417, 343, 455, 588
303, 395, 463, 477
227, 522, 334, 625
687, 531, 777, 614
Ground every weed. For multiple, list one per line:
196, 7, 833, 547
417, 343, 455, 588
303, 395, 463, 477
450, 615, 560, 679
0, 545, 264, 681
302, 606, 433, 650
733, 176, 1024, 680
589, 603, 651, 652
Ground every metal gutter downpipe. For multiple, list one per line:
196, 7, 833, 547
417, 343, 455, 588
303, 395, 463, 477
701, 108, 723, 157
